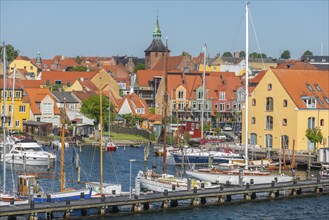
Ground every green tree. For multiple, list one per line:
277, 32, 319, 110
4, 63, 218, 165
149, 107, 155, 114
134, 62, 145, 73
280, 50, 291, 59
303, 50, 313, 56
239, 51, 246, 58
181, 51, 191, 56
0, 44, 19, 63
80, 95, 110, 126
250, 52, 267, 59
305, 126, 323, 154
222, 52, 233, 57
70, 65, 87, 72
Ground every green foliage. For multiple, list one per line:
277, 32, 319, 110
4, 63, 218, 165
0, 44, 19, 63
250, 52, 267, 59
181, 51, 191, 56
149, 107, 155, 114
47, 83, 63, 91
134, 63, 145, 73
239, 51, 246, 58
280, 50, 291, 59
222, 52, 233, 57
121, 114, 141, 127
75, 56, 83, 65
303, 50, 313, 56
80, 95, 110, 126
70, 65, 87, 72
305, 127, 323, 153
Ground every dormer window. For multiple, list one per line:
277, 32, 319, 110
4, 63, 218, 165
302, 96, 316, 108
178, 91, 184, 99
314, 84, 322, 92
306, 83, 314, 92
219, 91, 226, 100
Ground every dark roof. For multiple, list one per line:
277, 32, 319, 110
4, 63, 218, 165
144, 39, 168, 53
301, 55, 329, 63
51, 91, 78, 103
113, 56, 145, 65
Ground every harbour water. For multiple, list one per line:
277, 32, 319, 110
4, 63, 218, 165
0, 144, 327, 219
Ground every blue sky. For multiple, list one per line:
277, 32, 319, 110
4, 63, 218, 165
1, 0, 328, 59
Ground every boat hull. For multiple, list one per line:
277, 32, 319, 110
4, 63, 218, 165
173, 154, 244, 165
186, 170, 293, 185
4, 155, 56, 166
34, 188, 92, 203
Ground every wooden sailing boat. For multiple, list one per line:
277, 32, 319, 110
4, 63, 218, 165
85, 85, 122, 196
186, 1, 293, 185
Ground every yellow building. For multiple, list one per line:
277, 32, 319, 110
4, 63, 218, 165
9, 56, 39, 77
242, 69, 329, 152
0, 78, 30, 131
197, 64, 221, 72
91, 69, 121, 99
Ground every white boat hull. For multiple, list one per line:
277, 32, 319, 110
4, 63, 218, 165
186, 170, 293, 185
4, 154, 56, 166
138, 177, 187, 192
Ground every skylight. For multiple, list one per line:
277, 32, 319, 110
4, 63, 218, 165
314, 84, 322, 92
316, 97, 324, 105
324, 97, 329, 104
306, 83, 314, 92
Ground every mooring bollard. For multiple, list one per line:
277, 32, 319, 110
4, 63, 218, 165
81, 192, 85, 200
134, 194, 139, 199
201, 182, 205, 190
101, 194, 105, 202
274, 177, 278, 183
66, 197, 70, 205
271, 180, 275, 187
10, 198, 14, 205
250, 179, 254, 185
172, 184, 176, 192
187, 178, 192, 191
246, 183, 250, 189
193, 187, 197, 194
164, 189, 168, 196
30, 200, 34, 209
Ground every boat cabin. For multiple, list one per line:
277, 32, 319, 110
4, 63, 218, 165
17, 174, 40, 196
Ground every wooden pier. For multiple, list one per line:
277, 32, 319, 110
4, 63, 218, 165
1, 178, 329, 219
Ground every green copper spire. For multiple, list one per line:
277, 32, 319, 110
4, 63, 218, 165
153, 16, 162, 39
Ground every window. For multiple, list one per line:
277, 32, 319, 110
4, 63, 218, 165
252, 99, 256, 106
250, 133, 257, 145
19, 105, 26, 112
214, 103, 218, 110
67, 80, 71, 87
15, 91, 20, 98
314, 84, 322, 92
265, 134, 273, 149
303, 98, 316, 108
178, 91, 184, 99
220, 103, 225, 111
306, 83, 314, 92
55, 80, 62, 85
226, 104, 230, 110
282, 118, 287, 126
219, 92, 226, 100
281, 135, 289, 149
198, 91, 203, 99
266, 97, 273, 112
317, 97, 324, 105
267, 83, 272, 91
178, 102, 184, 110
172, 103, 176, 109
37, 117, 41, 122
320, 119, 324, 126
324, 97, 329, 104
283, 99, 288, 107
8, 105, 12, 112
15, 120, 20, 127
266, 116, 273, 130
192, 103, 196, 109
42, 103, 53, 115
251, 117, 256, 124
308, 117, 315, 129
46, 80, 50, 86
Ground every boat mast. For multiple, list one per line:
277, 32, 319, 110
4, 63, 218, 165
108, 91, 111, 142
163, 37, 168, 174
11, 67, 16, 134
245, 0, 249, 169
99, 80, 103, 193
2, 43, 7, 193
60, 97, 66, 192
201, 44, 207, 140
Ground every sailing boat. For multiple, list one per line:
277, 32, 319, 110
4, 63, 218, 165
30, 98, 92, 202
85, 87, 122, 196
104, 92, 117, 151
186, 1, 293, 185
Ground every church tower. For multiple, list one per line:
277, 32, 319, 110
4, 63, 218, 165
35, 51, 42, 68
144, 16, 169, 70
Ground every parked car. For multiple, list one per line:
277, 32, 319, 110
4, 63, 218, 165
223, 125, 233, 131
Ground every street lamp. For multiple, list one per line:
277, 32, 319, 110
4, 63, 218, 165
129, 159, 136, 198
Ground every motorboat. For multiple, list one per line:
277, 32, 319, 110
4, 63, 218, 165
4, 139, 56, 166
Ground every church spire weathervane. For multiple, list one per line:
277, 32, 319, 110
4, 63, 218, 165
153, 11, 161, 40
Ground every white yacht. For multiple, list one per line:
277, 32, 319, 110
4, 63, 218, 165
4, 140, 56, 166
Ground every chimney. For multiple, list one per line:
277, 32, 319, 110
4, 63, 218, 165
234, 52, 240, 58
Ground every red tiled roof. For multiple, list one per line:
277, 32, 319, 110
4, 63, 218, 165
151, 56, 186, 70
16, 56, 30, 61
21, 80, 43, 88
72, 91, 97, 101
0, 78, 24, 89
136, 70, 164, 87
40, 71, 97, 85
24, 88, 61, 115
272, 69, 329, 109
79, 79, 98, 91
275, 61, 317, 70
